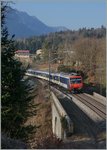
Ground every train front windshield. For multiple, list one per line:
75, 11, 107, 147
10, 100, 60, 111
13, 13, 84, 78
70, 78, 81, 83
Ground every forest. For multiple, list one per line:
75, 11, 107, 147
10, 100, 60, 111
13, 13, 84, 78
15, 26, 106, 96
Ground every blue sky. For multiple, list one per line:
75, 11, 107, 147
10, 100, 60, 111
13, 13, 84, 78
12, 0, 106, 30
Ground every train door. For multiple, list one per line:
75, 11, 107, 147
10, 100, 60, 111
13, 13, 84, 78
67, 78, 71, 91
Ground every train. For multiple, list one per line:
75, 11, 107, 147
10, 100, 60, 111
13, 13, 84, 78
26, 69, 83, 93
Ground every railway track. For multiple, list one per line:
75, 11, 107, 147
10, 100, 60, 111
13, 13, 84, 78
72, 94, 106, 120
31, 78, 106, 148
51, 83, 106, 121
35, 79, 106, 122
50, 87, 105, 148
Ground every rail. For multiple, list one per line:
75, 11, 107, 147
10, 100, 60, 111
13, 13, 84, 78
93, 92, 106, 101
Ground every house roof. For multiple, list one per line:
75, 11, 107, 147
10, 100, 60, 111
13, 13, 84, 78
15, 50, 30, 53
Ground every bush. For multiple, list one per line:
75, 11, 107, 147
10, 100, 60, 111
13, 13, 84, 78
61, 116, 68, 130
34, 133, 63, 149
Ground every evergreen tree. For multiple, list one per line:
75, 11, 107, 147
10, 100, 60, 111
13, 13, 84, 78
1, 1, 36, 140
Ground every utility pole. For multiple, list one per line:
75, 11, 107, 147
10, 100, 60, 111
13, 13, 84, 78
48, 47, 51, 100
99, 63, 103, 95
48, 37, 54, 99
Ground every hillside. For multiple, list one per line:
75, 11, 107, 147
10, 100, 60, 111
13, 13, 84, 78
5, 8, 68, 38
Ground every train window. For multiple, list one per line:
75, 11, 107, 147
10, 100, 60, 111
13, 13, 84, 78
46, 74, 49, 78
60, 77, 68, 84
32, 71, 35, 74
70, 78, 81, 83
76, 79, 81, 83
41, 73, 44, 76
50, 75, 52, 79
54, 76, 59, 81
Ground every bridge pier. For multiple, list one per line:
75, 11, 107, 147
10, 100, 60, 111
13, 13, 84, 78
51, 92, 73, 139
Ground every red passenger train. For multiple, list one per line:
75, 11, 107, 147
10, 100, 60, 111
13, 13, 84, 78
26, 69, 83, 93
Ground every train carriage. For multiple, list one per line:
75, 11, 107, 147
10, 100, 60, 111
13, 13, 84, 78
26, 69, 83, 93
69, 74, 83, 92
59, 75, 69, 89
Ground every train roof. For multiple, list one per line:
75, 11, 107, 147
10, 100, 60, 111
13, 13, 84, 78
27, 69, 81, 78
60, 72, 77, 75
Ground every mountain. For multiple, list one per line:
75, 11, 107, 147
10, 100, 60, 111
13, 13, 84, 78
5, 8, 68, 38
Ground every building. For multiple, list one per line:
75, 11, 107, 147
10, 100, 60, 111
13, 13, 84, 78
15, 50, 30, 58
36, 49, 43, 58
15, 50, 31, 63
35, 49, 44, 60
